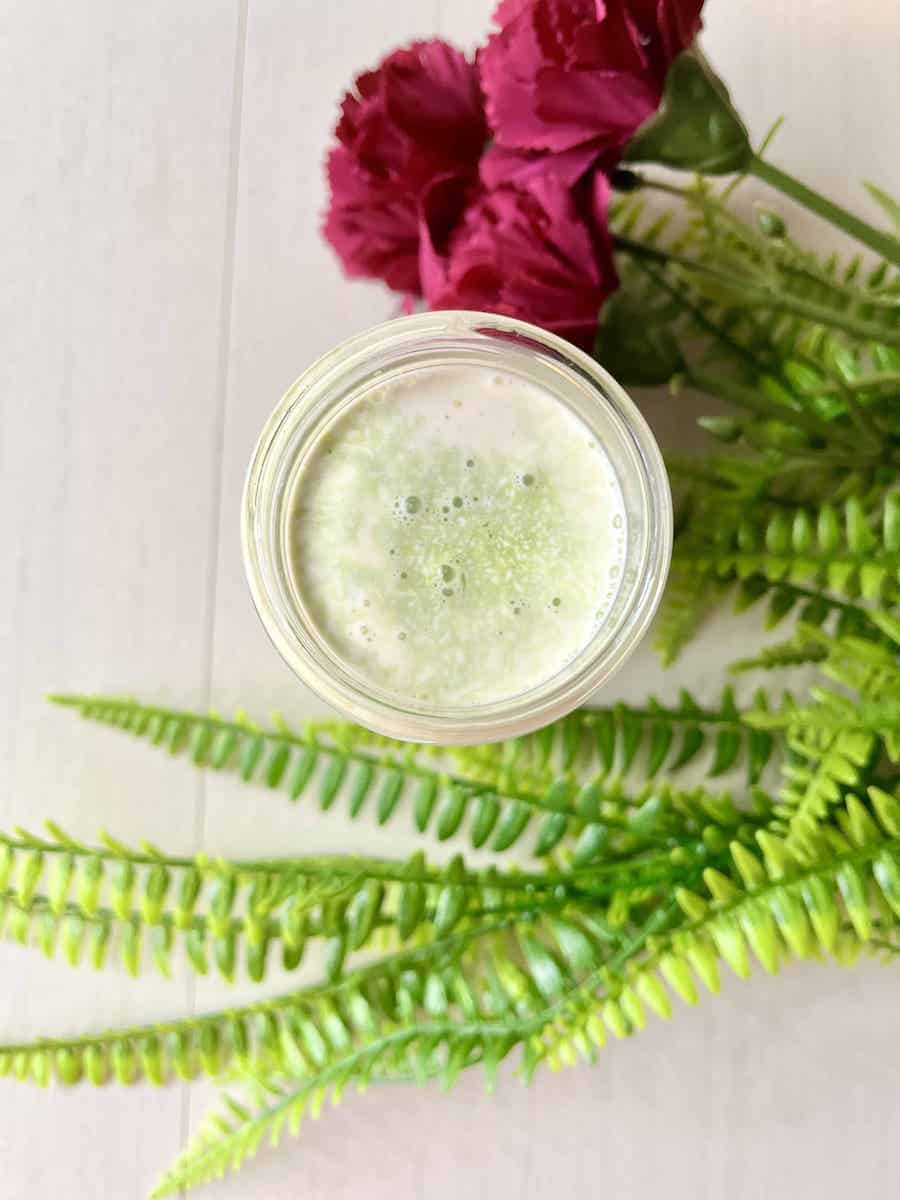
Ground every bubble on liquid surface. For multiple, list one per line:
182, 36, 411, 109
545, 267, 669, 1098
404, 496, 421, 514
441, 565, 455, 583
466, 459, 474, 468
452, 496, 463, 508
552, 597, 561, 607
612, 514, 623, 529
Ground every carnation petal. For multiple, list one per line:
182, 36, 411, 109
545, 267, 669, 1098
423, 177, 618, 350
480, 144, 600, 190
655, 0, 705, 62
535, 66, 661, 147
323, 39, 485, 294
383, 41, 486, 161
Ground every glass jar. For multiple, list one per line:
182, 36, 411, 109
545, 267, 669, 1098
242, 312, 671, 744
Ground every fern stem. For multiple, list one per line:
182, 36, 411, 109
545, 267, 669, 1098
829, 371, 900, 395
149, 1020, 522, 1198
0, 833, 581, 898
613, 234, 900, 345
0, 887, 582, 956
51, 696, 610, 828
747, 700, 900, 738
749, 157, 900, 269
54, 696, 756, 862
768, 581, 885, 628
628, 255, 772, 378
0, 917, 523, 1058
576, 704, 745, 732
685, 368, 859, 440
635, 174, 900, 307
673, 547, 900, 602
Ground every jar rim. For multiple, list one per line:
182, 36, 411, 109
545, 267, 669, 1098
242, 312, 672, 744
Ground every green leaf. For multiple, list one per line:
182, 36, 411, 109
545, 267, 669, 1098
433, 861, 468, 935
413, 776, 438, 832
595, 289, 684, 385
549, 919, 599, 974
286, 747, 316, 798
534, 813, 568, 856
346, 881, 384, 950
864, 181, 900, 233
436, 788, 467, 841
519, 935, 567, 999
491, 803, 530, 852
348, 764, 374, 818
397, 871, 426, 941
319, 758, 346, 811
470, 795, 500, 848
835, 863, 871, 940
698, 416, 742, 443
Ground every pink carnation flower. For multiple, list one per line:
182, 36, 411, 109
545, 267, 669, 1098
421, 172, 618, 350
479, 0, 704, 165
324, 40, 487, 294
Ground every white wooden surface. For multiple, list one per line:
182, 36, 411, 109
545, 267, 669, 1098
2, 2, 899, 1197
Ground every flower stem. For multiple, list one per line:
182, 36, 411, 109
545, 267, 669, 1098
749, 157, 900, 267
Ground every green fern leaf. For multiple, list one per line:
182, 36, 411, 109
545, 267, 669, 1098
0, 828, 600, 982
450, 688, 779, 786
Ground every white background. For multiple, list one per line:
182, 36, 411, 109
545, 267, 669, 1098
2, 2, 899, 1197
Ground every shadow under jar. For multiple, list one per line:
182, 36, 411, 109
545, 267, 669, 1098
242, 312, 672, 744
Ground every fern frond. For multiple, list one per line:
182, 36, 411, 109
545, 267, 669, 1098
151, 1021, 503, 1197
0, 830, 605, 982
156, 779, 900, 1197
610, 183, 900, 367
815, 628, 900, 701
529, 786, 900, 1069
676, 495, 900, 605
774, 725, 875, 839
0, 917, 521, 1088
734, 626, 900, 836
0, 791, 772, 1094
450, 688, 780, 786
50, 696, 594, 859
747, 690, 900, 761
51, 696, 773, 864
653, 566, 720, 666
730, 635, 829, 674
0, 825, 356, 979
605, 181, 900, 667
